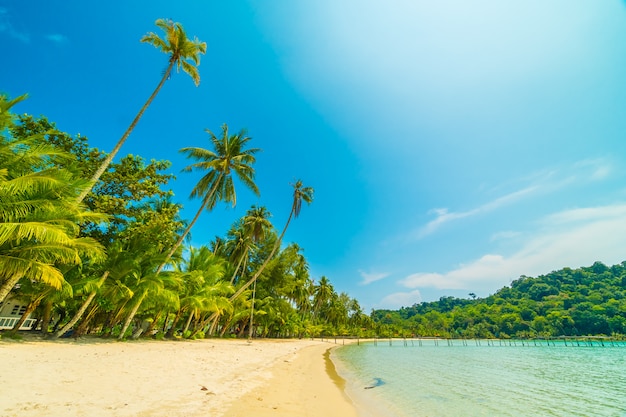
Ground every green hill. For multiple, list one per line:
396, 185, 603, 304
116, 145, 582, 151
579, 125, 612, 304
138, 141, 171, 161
371, 261, 626, 338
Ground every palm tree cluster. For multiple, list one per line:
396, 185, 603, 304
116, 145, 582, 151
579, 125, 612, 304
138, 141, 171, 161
0, 20, 369, 340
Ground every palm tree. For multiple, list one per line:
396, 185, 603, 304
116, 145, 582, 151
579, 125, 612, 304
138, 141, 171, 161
240, 206, 273, 338
156, 124, 260, 274
76, 19, 206, 203
117, 253, 180, 340
0, 154, 106, 303
313, 276, 334, 321
166, 245, 230, 338
231, 180, 314, 301
198, 181, 313, 334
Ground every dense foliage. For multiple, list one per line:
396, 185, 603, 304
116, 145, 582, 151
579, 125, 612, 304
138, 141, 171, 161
0, 93, 368, 340
371, 261, 626, 339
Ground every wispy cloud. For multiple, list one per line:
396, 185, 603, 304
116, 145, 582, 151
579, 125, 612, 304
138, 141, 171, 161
416, 186, 537, 238
0, 7, 29, 43
399, 202, 626, 295
46, 33, 68, 44
415, 158, 614, 239
359, 270, 390, 285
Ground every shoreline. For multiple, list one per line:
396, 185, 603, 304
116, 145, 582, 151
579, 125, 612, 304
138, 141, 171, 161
0, 336, 363, 417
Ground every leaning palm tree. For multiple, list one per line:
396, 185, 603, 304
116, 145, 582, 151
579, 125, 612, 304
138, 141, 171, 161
76, 19, 206, 203
198, 180, 313, 335
155, 124, 260, 274
232, 180, 313, 301
0, 164, 106, 303
225, 206, 272, 284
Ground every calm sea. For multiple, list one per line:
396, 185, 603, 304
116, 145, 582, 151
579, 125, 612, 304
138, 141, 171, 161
332, 339, 626, 417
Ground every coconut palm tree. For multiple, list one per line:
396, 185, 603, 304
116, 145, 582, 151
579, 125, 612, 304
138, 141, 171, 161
313, 276, 334, 321
156, 124, 260, 274
0, 142, 106, 303
198, 180, 313, 338
165, 245, 230, 338
230, 180, 313, 301
76, 19, 207, 203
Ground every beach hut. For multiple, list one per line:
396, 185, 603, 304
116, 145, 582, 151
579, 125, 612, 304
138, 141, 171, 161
0, 296, 37, 330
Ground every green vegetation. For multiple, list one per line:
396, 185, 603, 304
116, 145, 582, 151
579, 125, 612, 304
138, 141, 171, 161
371, 261, 626, 339
0, 16, 367, 339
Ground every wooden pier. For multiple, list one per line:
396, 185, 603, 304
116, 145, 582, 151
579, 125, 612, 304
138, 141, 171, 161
328, 336, 626, 347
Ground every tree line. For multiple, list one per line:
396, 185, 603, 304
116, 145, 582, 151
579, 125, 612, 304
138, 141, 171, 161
0, 19, 369, 340
371, 261, 626, 339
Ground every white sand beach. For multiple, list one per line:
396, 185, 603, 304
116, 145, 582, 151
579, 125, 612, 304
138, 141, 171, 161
0, 337, 357, 417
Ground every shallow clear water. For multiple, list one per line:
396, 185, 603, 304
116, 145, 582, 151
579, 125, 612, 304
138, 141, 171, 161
332, 339, 626, 417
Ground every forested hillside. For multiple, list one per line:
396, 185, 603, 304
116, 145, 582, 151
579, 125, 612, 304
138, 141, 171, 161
371, 261, 626, 338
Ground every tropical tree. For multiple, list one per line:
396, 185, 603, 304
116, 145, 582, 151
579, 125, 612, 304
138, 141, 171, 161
76, 18, 207, 202
0, 99, 106, 303
228, 180, 314, 304
156, 124, 260, 274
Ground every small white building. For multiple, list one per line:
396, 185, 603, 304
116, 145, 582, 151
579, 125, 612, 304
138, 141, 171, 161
0, 297, 36, 330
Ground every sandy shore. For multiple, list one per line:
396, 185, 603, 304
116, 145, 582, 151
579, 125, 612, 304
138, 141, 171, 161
0, 337, 358, 417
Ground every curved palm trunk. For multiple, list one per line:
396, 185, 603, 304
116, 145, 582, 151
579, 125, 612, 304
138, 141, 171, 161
76, 61, 175, 203
202, 208, 296, 328
0, 275, 21, 304
10, 297, 42, 332
247, 279, 257, 340
183, 311, 194, 334
231, 209, 295, 301
118, 291, 147, 340
141, 311, 161, 338
40, 301, 53, 335
74, 304, 100, 337
52, 271, 109, 339
230, 254, 247, 284
156, 173, 223, 275
166, 309, 183, 338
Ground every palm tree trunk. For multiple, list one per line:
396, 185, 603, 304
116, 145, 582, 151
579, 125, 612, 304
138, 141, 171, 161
52, 271, 109, 339
166, 310, 183, 338
40, 301, 53, 335
232, 210, 295, 301
76, 61, 175, 203
118, 292, 147, 340
0, 275, 21, 304
183, 311, 194, 334
203, 210, 296, 327
9, 297, 42, 332
75, 303, 100, 337
230, 255, 246, 284
142, 311, 161, 337
247, 279, 257, 340
155, 173, 224, 276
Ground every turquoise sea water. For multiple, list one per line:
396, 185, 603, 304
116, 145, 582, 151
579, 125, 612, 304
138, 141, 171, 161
332, 339, 626, 417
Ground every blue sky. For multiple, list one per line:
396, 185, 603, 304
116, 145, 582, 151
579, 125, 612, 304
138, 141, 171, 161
3, 1, 626, 310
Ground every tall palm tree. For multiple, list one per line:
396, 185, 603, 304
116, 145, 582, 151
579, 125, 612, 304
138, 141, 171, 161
198, 181, 313, 334
240, 206, 273, 338
313, 276, 334, 321
231, 180, 313, 301
156, 124, 260, 274
76, 19, 207, 203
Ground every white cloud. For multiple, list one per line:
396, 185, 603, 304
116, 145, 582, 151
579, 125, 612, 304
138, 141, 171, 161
400, 203, 626, 295
378, 290, 422, 310
358, 270, 390, 285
